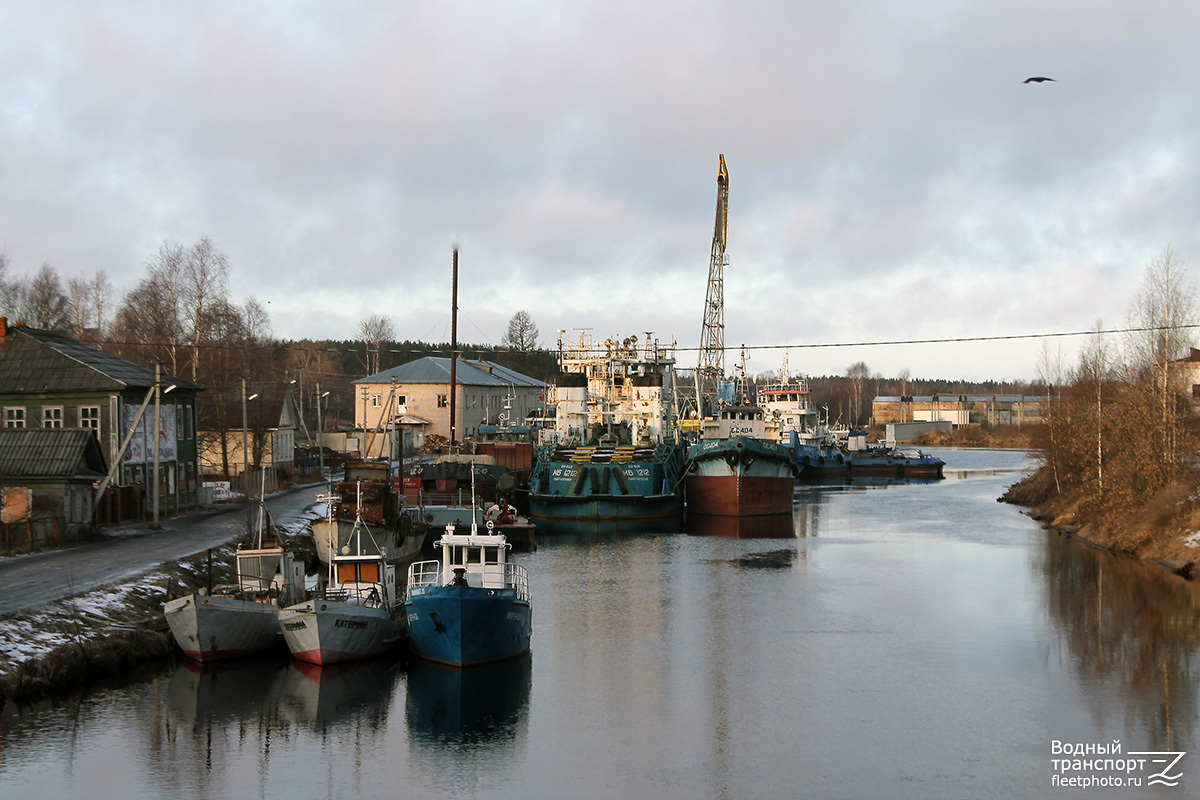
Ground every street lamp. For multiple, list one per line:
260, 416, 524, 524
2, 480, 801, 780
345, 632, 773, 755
316, 383, 331, 485
242, 379, 259, 529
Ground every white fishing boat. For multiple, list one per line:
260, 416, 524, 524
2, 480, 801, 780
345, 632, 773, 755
164, 488, 305, 662
279, 485, 405, 665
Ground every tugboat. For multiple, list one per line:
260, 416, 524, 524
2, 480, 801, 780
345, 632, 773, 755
685, 352, 798, 525
404, 520, 532, 667
279, 486, 406, 665
757, 357, 852, 479
529, 331, 686, 535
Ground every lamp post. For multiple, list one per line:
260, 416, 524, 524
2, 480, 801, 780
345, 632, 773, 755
242, 379, 258, 529
152, 364, 161, 530
151, 368, 177, 529
316, 382, 331, 485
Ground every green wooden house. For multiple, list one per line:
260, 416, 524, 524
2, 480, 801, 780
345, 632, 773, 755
0, 318, 204, 521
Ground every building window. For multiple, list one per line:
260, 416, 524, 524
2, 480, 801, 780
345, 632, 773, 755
396, 395, 407, 412
438, 394, 448, 408
42, 407, 64, 428
371, 394, 382, 408
3, 408, 26, 428
79, 406, 101, 432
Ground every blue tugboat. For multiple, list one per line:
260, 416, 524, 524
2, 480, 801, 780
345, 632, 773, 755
403, 521, 532, 667
529, 331, 686, 535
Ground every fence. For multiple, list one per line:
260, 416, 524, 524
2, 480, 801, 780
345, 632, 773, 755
0, 517, 65, 555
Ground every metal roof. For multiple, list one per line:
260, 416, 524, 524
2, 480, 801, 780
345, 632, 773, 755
354, 357, 542, 388
0, 326, 202, 394
874, 395, 1046, 403
0, 429, 107, 478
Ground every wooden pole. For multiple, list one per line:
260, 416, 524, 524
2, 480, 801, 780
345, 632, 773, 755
450, 247, 458, 446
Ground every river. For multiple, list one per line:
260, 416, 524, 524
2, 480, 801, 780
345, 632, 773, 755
2, 449, 1198, 799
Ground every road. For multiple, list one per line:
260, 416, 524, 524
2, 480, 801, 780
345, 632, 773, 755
0, 482, 324, 617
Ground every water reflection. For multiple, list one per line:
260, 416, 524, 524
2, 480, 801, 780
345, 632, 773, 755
1043, 532, 1200, 750
405, 654, 532, 745
276, 654, 403, 731
165, 656, 289, 732
686, 513, 798, 538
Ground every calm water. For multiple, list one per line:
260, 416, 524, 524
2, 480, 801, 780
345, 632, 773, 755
4, 448, 1200, 799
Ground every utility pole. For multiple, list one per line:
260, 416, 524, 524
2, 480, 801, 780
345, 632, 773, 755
242, 379, 258, 531
151, 363, 162, 530
450, 247, 459, 446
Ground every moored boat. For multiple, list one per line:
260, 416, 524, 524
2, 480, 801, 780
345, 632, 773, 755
164, 497, 305, 662
757, 363, 853, 479
404, 522, 532, 667
848, 445, 945, 478
279, 504, 405, 665
529, 331, 686, 534
685, 433, 797, 519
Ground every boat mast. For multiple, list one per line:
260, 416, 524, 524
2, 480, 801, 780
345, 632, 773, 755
696, 154, 729, 419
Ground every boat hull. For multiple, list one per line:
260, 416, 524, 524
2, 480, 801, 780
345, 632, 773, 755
529, 444, 686, 535
685, 436, 796, 518
278, 600, 405, 665
849, 449, 945, 478
404, 586, 532, 668
164, 593, 284, 662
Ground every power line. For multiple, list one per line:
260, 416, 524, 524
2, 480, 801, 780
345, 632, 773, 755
88, 323, 1200, 356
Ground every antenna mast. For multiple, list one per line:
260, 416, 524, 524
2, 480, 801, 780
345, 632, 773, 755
695, 154, 728, 418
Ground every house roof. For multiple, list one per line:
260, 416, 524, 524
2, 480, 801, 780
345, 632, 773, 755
354, 357, 542, 388
0, 429, 107, 478
0, 325, 203, 394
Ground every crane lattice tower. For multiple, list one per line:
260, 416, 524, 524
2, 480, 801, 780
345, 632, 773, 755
696, 154, 729, 417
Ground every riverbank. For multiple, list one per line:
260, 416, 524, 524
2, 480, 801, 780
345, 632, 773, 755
0, 511, 323, 709
1001, 464, 1200, 578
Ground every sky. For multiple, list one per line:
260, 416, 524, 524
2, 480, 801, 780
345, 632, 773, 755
2, 1, 1199, 383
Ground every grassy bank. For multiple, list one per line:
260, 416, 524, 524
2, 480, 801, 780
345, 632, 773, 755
1001, 464, 1200, 578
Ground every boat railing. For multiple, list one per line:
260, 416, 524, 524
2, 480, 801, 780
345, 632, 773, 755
505, 563, 531, 602
406, 560, 441, 595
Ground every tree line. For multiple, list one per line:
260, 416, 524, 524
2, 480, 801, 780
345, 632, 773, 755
0, 242, 557, 477
1031, 247, 1198, 520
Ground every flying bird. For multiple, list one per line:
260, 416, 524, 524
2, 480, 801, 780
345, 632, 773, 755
1023, 76, 1056, 83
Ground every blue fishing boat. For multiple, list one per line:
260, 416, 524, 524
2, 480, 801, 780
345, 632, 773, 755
529, 331, 686, 534
403, 522, 532, 667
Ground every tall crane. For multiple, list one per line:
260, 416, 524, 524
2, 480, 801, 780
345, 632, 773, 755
695, 154, 729, 419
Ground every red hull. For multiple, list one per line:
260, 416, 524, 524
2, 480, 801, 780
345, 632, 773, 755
685, 474, 795, 518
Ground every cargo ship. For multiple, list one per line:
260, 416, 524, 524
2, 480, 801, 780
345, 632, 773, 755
529, 332, 686, 534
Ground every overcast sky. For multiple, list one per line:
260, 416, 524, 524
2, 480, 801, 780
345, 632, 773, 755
3, 1, 1198, 382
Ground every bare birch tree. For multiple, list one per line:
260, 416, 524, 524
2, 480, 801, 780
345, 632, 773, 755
1126, 247, 1198, 472
357, 313, 394, 376
846, 361, 871, 426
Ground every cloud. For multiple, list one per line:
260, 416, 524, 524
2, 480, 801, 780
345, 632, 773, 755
3, 1, 1200, 381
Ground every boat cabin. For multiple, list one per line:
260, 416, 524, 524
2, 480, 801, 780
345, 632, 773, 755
323, 519, 398, 608
434, 524, 511, 589
234, 546, 305, 606
700, 403, 768, 440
